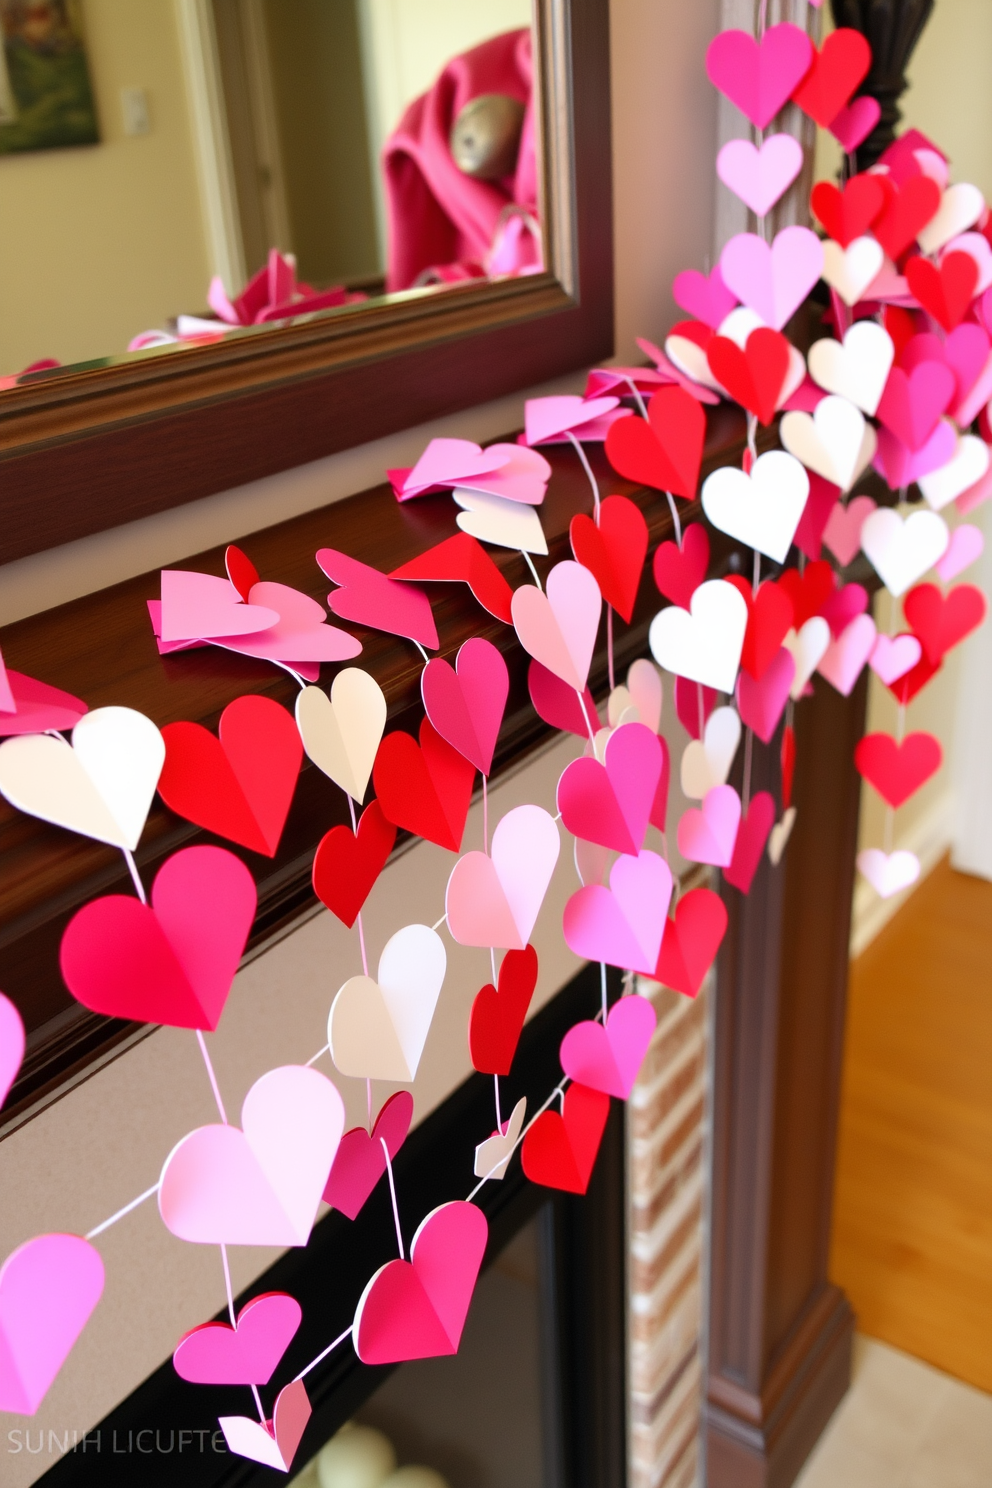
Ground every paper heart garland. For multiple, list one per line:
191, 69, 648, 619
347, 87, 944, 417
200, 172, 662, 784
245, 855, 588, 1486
219, 1379, 311, 1473
0, 652, 88, 738
395, 437, 510, 498
808, 321, 894, 417
317, 549, 438, 648
653, 522, 709, 610
512, 560, 602, 693
524, 394, 620, 446
158, 570, 279, 643
296, 669, 386, 803
680, 706, 741, 799
719, 226, 824, 331
649, 580, 749, 694
215, 581, 363, 668
791, 27, 871, 127
717, 134, 804, 218
330, 923, 446, 1082
0, 1234, 105, 1415
390, 534, 514, 624
0, 994, 25, 1111
421, 638, 509, 775
446, 805, 560, 950
702, 450, 809, 563
173, 1292, 302, 1385
521, 1082, 610, 1195
373, 719, 475, 852
604, 386, 706, 499
353, 1201, 488, 1363
654, 887, 728, 998
903, 582, 987, 665
312, 800, 396, 928
557, 723, 662, 855
469, 944, 539, 1077
736, 648, 795, 742
860, 508, 949, 596
855, 731, 943, 808
677, 785, 742, 868
705, 24, 814, 130
324, 1091, 414, 1219
876, 362, 956, 452
528, 661, 600, 739
159, 1065, 344, 1246
723, 791, 776, 895
780, 395, 876, 492
569, 495, 648, 622
817, 613, 877, 696
562, 850, 672, 975
474, 1097, 527, 1181
454, 488, 549, 555
158, 695, 302, 857
559, 993, 657, 1100
857, 847, 921, 899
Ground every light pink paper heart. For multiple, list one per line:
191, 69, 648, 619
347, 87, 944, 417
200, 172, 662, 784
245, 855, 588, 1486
0, 1234, 104, 1415
159, 570, 279, 643
716, 134, 804, 217
672, 265, 739, 329
677, 785, 742, 868
421, 637, 509, 774
817, 613, 877, 695
936, 523, 984, 580
446, 804, 560, 950
557, 722, 662, 855
158, 1066, 344, 1247
318, 549, 438, 648
562, 850, 673, 975
705, 24, 814, 130
211, 581, 361, 665
736, 647, 795, 743
511, 561, 602, 692
719, 227, 824, 331
873, 419, 957, 490
456, 443, 551, 505
524, 395, 620, 446
829, 96, 881, 152
324, 1091, 414, 1219
0, 993, 24, 1110
822, 495, 877, 566
173, 1292, 302, 1385
559, 993, 657, 1099
401, 437, 511, 497
869, 633, 922, 684
220, 1378, 311, 1472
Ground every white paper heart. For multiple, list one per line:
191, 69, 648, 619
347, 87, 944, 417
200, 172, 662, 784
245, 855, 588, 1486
780, 394, 876, 492
768, 807, 797, 866
649, 580, 748, 694
860, 508, 949, 596
716, 306, 767, 347
701, 450, 809, 563
295, 669, 386, 803
454, 488, 548, 554
917, 182, 985, 255
784, 618, 831, 699
807, 321, 895, 416
626, 658, 663, 734
329, 924, 446, 1082
679, 706, 741, 799
474, 1097, 527, 1180
0, 707, 164, 851
917, 435, 990, 512
664, 334, 725, 394
821, 236, 885, 306
857, 847, 921, 898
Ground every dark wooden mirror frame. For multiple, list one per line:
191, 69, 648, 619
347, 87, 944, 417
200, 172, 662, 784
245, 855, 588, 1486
0, 0, 613, 570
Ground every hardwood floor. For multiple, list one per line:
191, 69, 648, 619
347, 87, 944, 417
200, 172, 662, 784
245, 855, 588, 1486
830, 857, 992, 1394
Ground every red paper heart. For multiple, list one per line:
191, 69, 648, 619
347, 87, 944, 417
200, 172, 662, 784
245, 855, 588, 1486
725, 576, 794, 681
707, 329, 791, 425
781, 724, 796, 810
468, 944, 539, 1076
675, 676, 717, 740
373, 718, 475, 852
317, 549, 438, 648
903, 582, 987, 666
810, 175, 886, 248
885, 648, 941, 705
723, 791, 776, 895
521, 1082, 610, 1194
323, 1091, 413, 1219
653, 522, 709, 609
312, 800, 396, 928
390, 534, 513, 625
905, 252, 980, 333
605, 387, 706, 499
654, 887, 728, 998
569, 496, 648, 622
872, 176, 942, 261
159, 695, 303, 856
778, 559, 835, 629
528, 661, 600, 739
225, 545, 260, 603
855, 731, 943, 808
794, 470, 842, 563
791, 29, 871, 127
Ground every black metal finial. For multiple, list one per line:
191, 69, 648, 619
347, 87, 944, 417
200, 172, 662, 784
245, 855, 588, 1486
830, 0, 936, 169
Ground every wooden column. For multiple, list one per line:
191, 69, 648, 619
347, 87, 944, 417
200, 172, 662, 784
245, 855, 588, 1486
705, 671, 868, 1486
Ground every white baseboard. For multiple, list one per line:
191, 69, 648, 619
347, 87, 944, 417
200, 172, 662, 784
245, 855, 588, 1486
850, 789, 955, 959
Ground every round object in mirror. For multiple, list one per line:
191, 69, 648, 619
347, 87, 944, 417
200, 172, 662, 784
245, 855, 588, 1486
381, 1470, 450, 1488
450, 93, 525, 180
317, 1424, 397, 1488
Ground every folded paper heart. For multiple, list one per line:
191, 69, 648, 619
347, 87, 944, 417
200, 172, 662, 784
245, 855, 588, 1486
60, 845, 256, 1030
904, 581, 988, 665
736, 647, 795, 743
468, 944, 539, 1077
821, 236, 884, 306
873, 420, 959, 493
557, 723, 662, 855
421, 638, 508, 775
219, 1378, 311, 1473
324, 1091, 414, 1219
353, 1201, 488, 1363
391, 534, 514, 624
808, 321, 894, 416
817, 613, 877, 695
0, 994, 25, 1110
159, 1066, 344, 1247
562, 850, 672, 975
296, 668, 386, 803
869, 633, 922, 685
810, 175, 886, 248
329, 923, 447, 1082
906, 252, 978, 333
442, 443, 550, 506
860, 508, 949, 596
675, 677, 718, 741
649, 580, 749, 694
653, 522, 709, 610
791, 27, 871, 127
794, 469, 843, 561
521, 1082, 610, 1194
395, 437, 511, 498
158, 570, 279, 643
917, 182, 985, 256
569, 495, 649, 623
211, 581, 362, 669
158, 695, 302, 857
723, 792, 776, 895
705, 23, 813, 130
574, 836, 610, 888
626, 658, 664, 734
373, 719, 475, 852
707, 328, 794, 425
312, 800, 396, 928
446, 805, 560, 950
720, 226, 824, 330
822, 494, 878, 566
873, 174, 942, 260
677, 785, 742, 868
0, 1234, 105, 1415
768, 806, 798, 866
855, 731, 943, 808
0, 706, 164, 851
173, 1292, 302, 1385
857, 848, 921, 899
717, 134, 804, 218
604, 386, 707, 499
785, 618, 831, 698
512, 560, 602, 693
225, 544, 259, 601
665, 325, 723, 395
702, 450, 809, 564
524, 394, 620, 446
654, 887, 728, 998
780, 394, 876, 492
829, 95, 881, 153
454, 488, 549, 554
672, 265, 738, 329
726, 576, 794, 681
876, 361, 956, 452
886, 650, 941, 707
474, 1097, 527, 1180
559, 993, 657, 1099
918, 435, 990, 513
317, 549, 438, 648
528, 661, 600, 739
680, 706, 741, 799
778, 559, 835, 629
0, 652, 88, 738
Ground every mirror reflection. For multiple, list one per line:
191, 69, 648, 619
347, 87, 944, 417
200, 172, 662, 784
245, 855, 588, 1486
0, 0, 539, 383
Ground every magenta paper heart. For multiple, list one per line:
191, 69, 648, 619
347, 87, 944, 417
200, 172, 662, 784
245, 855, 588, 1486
557, 722, 662, 855
317, 550, 438, 649
869, 633, 922, 684
421, 638, 509, 774
724, 791, 775, 894
400, 437, 511, 498
675, 676, 718, 740
706, 23, 814, 129
822, 495, 877, 566
817, 613, 877, 695
830, 95, 881, 152
158, 1066, 344, 1247
60, 846, 257, 1031
524, 395, 620, 446
212, 581, 361, 665
173, 1292, 302, 1385
720, 227, 824, 331
0, 1234, 104, 1415
672, 265, 739, 329
354, 1201, 488, 1364
562, 850, 673, 975
559, 993, 657, 1099
0, 653, 88, 737
0, 994, 24, 1110
512, 561, 602, 692
677, 785, 742, 868
159, 570, 279, 643
876, 362, 956, 450
822, 582, 869, 639
446, 804, 560, 950
940, 322, 991, 399
324, 1091, 414, 1220
716, 134, 804, 217
220, 1378, 311, 1473
736, 647, 795, 743
937, 523, 984, 581
873, 420, 957, 490
528, 661, 600, 738
954, 349, 992, 428
456, 443, 551, 505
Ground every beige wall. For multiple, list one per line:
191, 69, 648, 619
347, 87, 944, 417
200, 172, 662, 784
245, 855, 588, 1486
0, 0, 210, 375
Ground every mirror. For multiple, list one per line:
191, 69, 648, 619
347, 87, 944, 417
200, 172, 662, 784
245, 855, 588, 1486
0, 0, 540, 382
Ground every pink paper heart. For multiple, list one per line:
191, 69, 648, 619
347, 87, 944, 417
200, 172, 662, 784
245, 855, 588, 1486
318, 550, 438, 649
511, 561, 602, 692
528, 661, 600, 738
720, 226, 824, 331
524, 395, 620, 446
562, 850, 673, 975
0, 1234, 104, 1414
559, 993, 657, 1099
212, 581, 361, 664
159, 570, 279, 643
723, 791, 775, 894
876, 362, 956, 451
869, 633, 922, 684
0, 650, 88, 736
822, 494, 877, 566
158, 1066, 344, 1247
716, 134, 804, 217
677, 785, 742, 868
829, 95, 881, 152
455, 443, 551, 505
675, 676, 718, 740
173, 1292, 302, 1386
0, 994, 24, 1110
942, 323, 991, 401
736, 647, 795, 743
822, 582, 869, 639
936, 523, 984, 581
400, 437, 512, 498
421, 638, 509, 774
324, 1091, 414, 1220
354, 1201, 488, 1363
873, 419, 957, 490
706, 23, 814, 129
944, 232, 992, 294
220, 1378, 311, 1472
672, 265, 739, 329
557, 722, 663, 855
817, 613, 877, 695
445, 804, 560, 950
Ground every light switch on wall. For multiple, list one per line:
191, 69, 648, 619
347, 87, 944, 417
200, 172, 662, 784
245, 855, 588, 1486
121, 87, 151, 137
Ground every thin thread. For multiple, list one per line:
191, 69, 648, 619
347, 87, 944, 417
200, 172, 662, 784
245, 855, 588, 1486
85, 1182, 159, 1240
742, 728, 754, 816
490, 945, 497, 984
624, 376, 649, 421
494, 1073, 502, 1131
272, 661, 309, 690
607, 607, 615, 692
665, 491, 682, 546
753, 549, 761, 590
522, 551, 543, 589
482, 773, 489, 854
896, 703, 906, 745
432, 913, 447, 932
466, 1078, 569, 1201
220, 1243, 236, 1327
250, 1384, 265, 1423
746, 413, 758, 461
306, 1043, 329, 1068
566, 430, 601, 516
381, 1139, 404, 1259
122, 849, 147, 904
294, 1326, 353, 1382
356, 912, 369, 978
196, 1030, 228, 1124
883, 806, 894, 854
600, 961, 608, 1021
413, 640, 430, 664
577, 689, 598, 747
